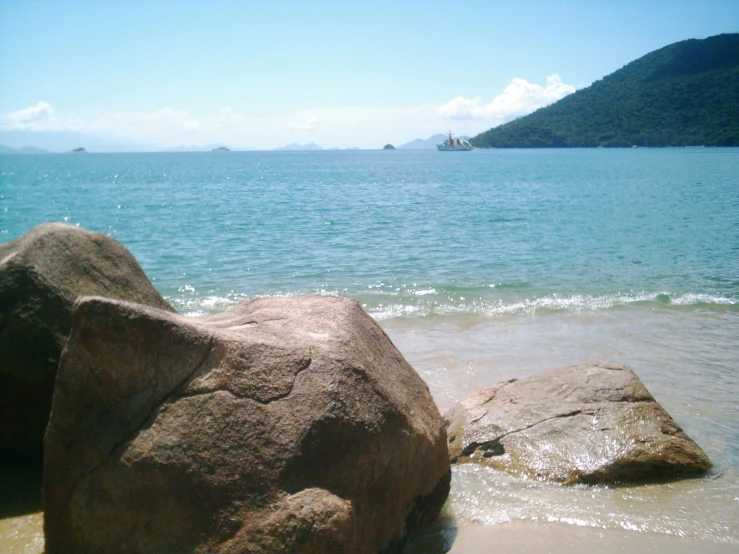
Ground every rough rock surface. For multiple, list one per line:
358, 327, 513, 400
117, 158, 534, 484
0, 223, 173, 453
44, 295, 450, 553
444, 363, 711, 485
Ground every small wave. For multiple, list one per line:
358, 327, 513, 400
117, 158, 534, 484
670, 293, 737, 306
167, 290, 251, 316
164, 287, 737, 320
412, 288, 437, 296
364, 291, 738, 320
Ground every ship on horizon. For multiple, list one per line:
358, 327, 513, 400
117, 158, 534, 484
437, 131, 473, 151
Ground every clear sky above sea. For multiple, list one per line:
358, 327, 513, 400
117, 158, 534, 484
0, 0, 737, 150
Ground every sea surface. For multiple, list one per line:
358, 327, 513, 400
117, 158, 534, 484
1, 148, 738, 552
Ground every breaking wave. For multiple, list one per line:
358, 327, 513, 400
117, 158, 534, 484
168, 284, 737, 320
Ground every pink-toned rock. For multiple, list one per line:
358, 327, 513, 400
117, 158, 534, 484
0, 223, 173, 455
44, 295, 450, 553
445, 362, 711, 485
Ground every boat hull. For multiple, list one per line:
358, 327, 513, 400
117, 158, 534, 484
437, 144, 473, 151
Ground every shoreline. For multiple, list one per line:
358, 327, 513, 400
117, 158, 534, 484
3, 513, 737, 554
445, 521, 737, 554
3, 307, 737, 552
384, 306, 738, 547
3, 492, 737, 554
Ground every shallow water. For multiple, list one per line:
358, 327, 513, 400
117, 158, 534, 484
392, 307, 739, 550
1, 148, 737, 551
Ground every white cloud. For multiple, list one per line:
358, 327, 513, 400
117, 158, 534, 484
0, 76, 575, 149
438, 74, 576, 121
0, 101, 454, 149
6, 101, 55, 124
0, 102, 237, 136
0, 101, 60, 130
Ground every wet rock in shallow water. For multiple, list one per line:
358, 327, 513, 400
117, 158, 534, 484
444, 362, 711, 485
0, 223, 173, 455
44, 295, 450, 553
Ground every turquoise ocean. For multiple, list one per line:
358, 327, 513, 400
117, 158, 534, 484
2, 148, 738, 551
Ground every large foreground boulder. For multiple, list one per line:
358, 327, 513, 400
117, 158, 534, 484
0, 223, 174, 454
445, 362, 711, 485
44, 295, 450, 553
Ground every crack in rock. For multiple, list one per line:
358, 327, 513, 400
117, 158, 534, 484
179, 355, 313, 405
459, 409, 584, 460
60, 336, 215, 516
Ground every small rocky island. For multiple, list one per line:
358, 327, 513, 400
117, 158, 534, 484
212, 146, 230, 152
383, 144, 395, 150
68, 147, 87, 154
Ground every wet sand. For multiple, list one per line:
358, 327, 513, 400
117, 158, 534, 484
4, 510, 736, 554
0, 512, 43, 554
447, 522, 737, 553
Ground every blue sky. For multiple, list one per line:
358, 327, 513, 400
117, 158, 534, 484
0, 0, 737, 149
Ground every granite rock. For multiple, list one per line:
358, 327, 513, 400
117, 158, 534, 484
44, 295, 450, 553
444, 362, 711, 485
0, 223, 173, 454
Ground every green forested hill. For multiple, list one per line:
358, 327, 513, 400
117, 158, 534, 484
470, 34, 739, 148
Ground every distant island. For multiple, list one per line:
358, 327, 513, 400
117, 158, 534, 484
383, 144, 395, 150
0, 145, 50, 154
68, 147, 87, 154
166, 144, 244, 152
274, 142, 323, 151
471, 33, 739, 148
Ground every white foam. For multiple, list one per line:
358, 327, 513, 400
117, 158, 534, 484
365, 291, 737, 320
168, 288, 737, 321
